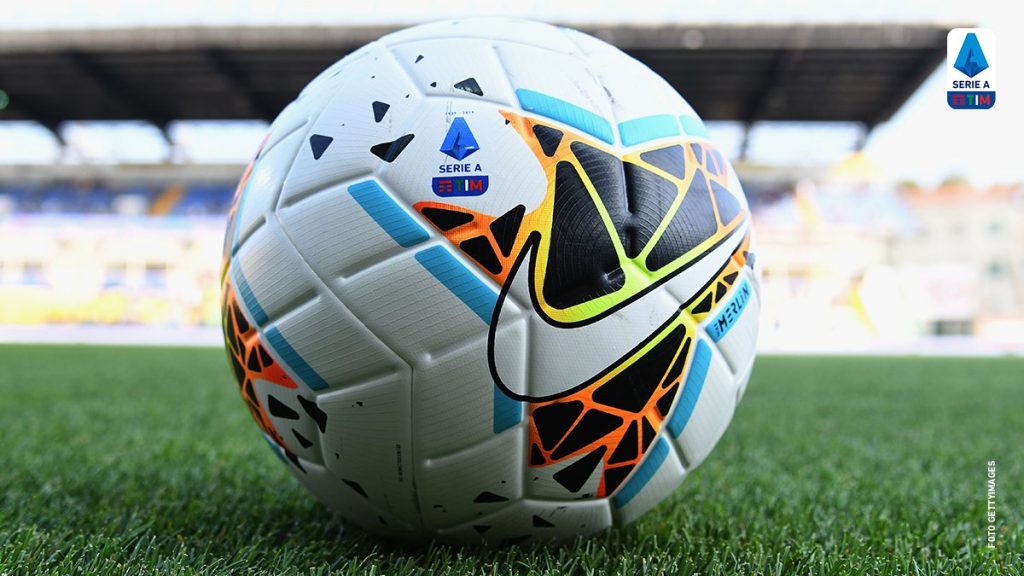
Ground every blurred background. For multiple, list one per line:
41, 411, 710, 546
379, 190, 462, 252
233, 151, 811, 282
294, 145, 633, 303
0, 0, 1020, 354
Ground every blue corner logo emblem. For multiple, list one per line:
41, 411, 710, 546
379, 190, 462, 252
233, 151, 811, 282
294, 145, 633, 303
440, 117, 479, 160
954, 33, 989, 78
946, 28, 996, 110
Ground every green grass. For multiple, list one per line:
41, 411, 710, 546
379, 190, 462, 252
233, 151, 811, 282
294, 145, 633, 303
0, 345, 1021, 575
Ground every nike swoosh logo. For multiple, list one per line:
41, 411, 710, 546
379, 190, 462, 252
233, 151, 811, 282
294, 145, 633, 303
488, 222, 747, 402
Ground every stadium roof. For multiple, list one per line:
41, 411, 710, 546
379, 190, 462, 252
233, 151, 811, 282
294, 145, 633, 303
0, 23, 951, 134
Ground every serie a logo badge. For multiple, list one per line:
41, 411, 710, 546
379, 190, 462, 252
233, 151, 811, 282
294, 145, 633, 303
947, 29, 996, 110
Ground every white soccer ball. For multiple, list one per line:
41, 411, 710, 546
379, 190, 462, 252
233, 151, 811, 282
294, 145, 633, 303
221, 18, 760, 544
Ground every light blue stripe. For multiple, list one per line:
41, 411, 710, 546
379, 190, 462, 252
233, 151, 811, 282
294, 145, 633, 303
348, 180, 429, 248
618, 114, 681, 146
262, 433, 288, 464
612, 437, 670, 508
415, 246, 498, 325
515, 88, 614, 144
706, 279, 752, 343
493, 385, 522, 433
679, 115, 710, 139
668, 339, 711, 437
232, 263, 268, 326
265, 326, 329, 391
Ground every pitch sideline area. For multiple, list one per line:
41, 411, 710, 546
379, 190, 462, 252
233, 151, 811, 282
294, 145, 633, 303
0, 346, 1020, 575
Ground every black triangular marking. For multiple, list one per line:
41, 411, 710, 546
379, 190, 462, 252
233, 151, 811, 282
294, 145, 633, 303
309, 134, 333, 160
551, 409, 623, 460
640, 417, 656, 451
692, 293, 714, 314
489, 205, 525, 257
267, 395, 299, 420
663, 338, 691, 388
530, 443, 546, 466
285, 450, 306, 472
532, 515, 555, 528
552, 446, 606, 493
454, 77, 483, 96
608, 421, 638, 465
460, 236, 502, 275
645, 169, 718, 272
372, 101, 390, 123
422, 206, 474, 231
715, 282, 727, 300
532, 400, 584, 451
342, 478, 368, 498
532, 125, 563, 157
415, 54, 424, 63
473, 525, 491, 534
429, 81, 437, 87
657, 383, 679, 418
544, 161, 625, 309
297, 395, 327, 433
710, 180, 741, 224
473, 491, 509, 503
723, 271, 739, 284
640, 145, 686, 179
258, 345, 274, 367
591, 325, 685, 413
291, 429, 313, 449
689, 142, 703, 164
370, 133, 415, 162
603, 464, 634, 494
571, 142, 675, 260
246, 348, 261, 372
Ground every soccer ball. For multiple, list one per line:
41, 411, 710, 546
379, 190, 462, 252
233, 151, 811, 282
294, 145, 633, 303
221, 18, 760, 544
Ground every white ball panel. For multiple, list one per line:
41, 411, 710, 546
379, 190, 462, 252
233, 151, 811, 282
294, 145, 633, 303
565, 33, 693, 126
734, 354, 756, 402
231, 222, 316, 328
439, 499, 612, 544
495, 43, 617, 141
387, 39, 517, 106
267, 290, 400, 390
289, 457, 418, 535
277, 43, 424, 206
317, 373, 420, 528
416, 428, 524, 530
277, 181, 409, 281
337, 248, 493, 360
233, 125, 305, 250
413, 334, 503, 459
669, 341, 737, 469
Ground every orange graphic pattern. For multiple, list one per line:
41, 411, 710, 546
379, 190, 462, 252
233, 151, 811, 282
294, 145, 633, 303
221, 280, 297, 452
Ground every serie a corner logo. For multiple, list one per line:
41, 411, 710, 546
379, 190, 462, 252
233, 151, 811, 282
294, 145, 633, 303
947, 28, 996, 110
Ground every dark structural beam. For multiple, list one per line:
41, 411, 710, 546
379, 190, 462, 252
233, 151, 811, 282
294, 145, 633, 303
0, 24, 958, 127
202, 48, 276, 121
63, 49, 172, 129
